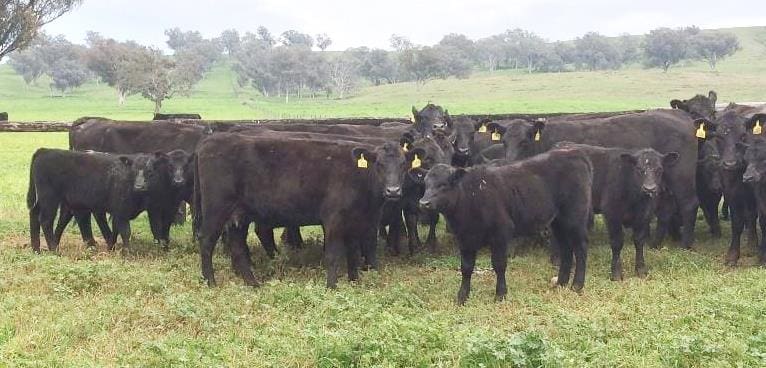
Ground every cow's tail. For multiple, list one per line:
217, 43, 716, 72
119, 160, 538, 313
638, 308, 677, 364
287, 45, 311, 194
27, 152, 41, 250
191, 153, 201, 241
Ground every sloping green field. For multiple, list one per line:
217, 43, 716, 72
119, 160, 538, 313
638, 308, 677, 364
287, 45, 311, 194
1, 26, 764, 121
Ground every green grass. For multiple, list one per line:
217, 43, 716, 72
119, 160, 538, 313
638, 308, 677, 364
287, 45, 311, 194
1, 26, 765, 122
2, 25, 766, 367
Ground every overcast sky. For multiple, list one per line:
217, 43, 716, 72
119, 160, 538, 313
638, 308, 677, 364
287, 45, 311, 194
43, 0, 766, 50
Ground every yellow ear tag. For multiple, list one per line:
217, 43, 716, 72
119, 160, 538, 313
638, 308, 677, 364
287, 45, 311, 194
491, 130, 501, 141
754, 120, 762, 135
695, 123, 706, 139
409, 113, 416, 123
478, 124, 487, 133
534, 130, 541, 142
411, 154, 422, 169
357, 153, 368, 169
402, 142, 409, 152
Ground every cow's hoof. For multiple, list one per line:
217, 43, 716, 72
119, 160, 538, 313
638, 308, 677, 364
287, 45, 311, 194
636, 266, 648, 278
725, 250, 739, 267
549, 276, 559, 288
494, 293, 507, 302
610, 272, 623, 282
571, 284, 584, 294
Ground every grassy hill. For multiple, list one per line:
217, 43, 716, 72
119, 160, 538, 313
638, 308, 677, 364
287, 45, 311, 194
0, 26, 764, 121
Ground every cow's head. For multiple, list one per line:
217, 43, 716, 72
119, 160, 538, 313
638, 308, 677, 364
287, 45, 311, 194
167, 149, 192, 188
417, 164, 466, 212
487, 119, 545, 161
451, 117, 485, 159
698, 136, 723, 194
411, 103, 451, 138
130, 152, 170, 192
620, 149, 679, 198
352, 141, 417, 200
707, 111, 750, 171
670, 90, 717, 120
742, 138, 766, 184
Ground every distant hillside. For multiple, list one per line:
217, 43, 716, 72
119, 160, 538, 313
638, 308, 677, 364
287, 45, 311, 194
0, 26, 764, 121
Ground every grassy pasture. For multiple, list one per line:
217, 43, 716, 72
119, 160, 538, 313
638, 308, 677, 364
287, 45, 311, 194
1, 26, 766, 367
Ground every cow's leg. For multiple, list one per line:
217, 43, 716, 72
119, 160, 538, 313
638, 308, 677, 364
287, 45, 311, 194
570, 226, 588, 292
92, 212, 114, 250
228, 222, 258, 286
253, 224, 277, 259
345, 234, 360, 282
426, 212, 439, 252
551, 221, 573, 287
174, 203, 186, 225
29, 206, 41, 253
721, 199, 730, 221
75, 212, 98, 248
160, 207, 175, 250
147, 209, 164, 249
281, 226, 304, 249
386, 212, 403, 256
490, 236, 509, 302
360, 225, 379, 271
606, 217, 625, 281
113, 218, 131, 253
457, 247, 477, 305
746, 205, 758, 250
725, 203, 745, 266
53, 209, 74, 250
324, 228, 343, 289
678, 194, 699, 249
700, 196, 722, 238
38, 202, 59, 252
651, 203, 672, 249
403, 205, 422, 254
633, 221, 650, 278
548, 229, 562, 266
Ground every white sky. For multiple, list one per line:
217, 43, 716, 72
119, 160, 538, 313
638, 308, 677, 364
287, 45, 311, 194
44, 0, 766, 50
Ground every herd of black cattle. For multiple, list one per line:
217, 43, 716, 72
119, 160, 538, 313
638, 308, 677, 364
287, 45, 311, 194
24, 91, 766, 304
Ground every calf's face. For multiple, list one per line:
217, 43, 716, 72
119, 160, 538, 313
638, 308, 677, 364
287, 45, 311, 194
621, 149, 679, 197
167, 150, 192, 187
418, 164, 465, 211
451, 118, 482, 158
710, 114, 748, 170
352, 142, 415, 200
488, 120, 544, 161
131, 152, 170, 192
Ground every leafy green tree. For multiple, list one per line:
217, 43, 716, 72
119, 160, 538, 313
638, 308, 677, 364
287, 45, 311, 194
692, 31, 740, 70
0, 0, 82, 61
642, 27, 697, 72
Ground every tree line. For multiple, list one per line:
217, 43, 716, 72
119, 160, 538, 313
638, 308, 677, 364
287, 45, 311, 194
7, 25, 741, 109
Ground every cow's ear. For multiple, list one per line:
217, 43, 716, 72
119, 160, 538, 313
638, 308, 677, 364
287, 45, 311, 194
407, 147, 426, 162
474, 118, 490, 131
408, 167, 428, 183
449, 168, 467, 186
400, 132, 415, 146
352, 147, 376, 168
708, 90, 718, 105
486, 122, 507, 135
620, 153, 638, 166
746, 114, 766, 133
444, 112, 453, 128
411, 106, 419, 123
533, 118, 546, 132
119, 156, 133, 167
670, 99, 687, 110
663, 152, 680, 167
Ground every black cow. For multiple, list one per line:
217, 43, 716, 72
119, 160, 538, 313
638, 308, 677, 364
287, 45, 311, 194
742, 137, 766, 264
194, 134, 416, 288
554, 142, 678, 280
399, 132, 455, 252
695, 126, 724, 238
28, 149, 167, 252
415, 148, 592, 304
670, 91, 717, 120
705, 111, 761, 265
153, 113, 202, 120
486, 110, 699, 249
70, 118, 209, 153
69, 118, 203, 240
411, 103, 452, 138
